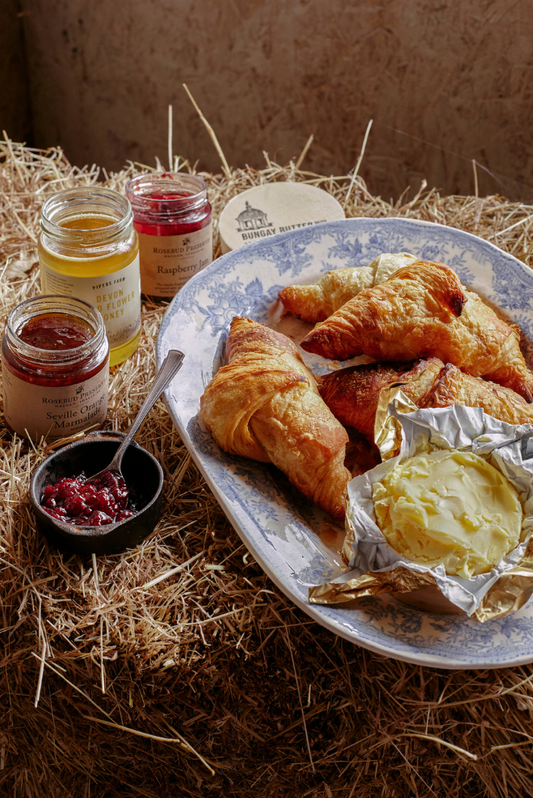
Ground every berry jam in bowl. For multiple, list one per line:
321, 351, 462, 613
30, 430, 164, 555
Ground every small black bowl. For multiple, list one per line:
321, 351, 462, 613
29, 430, 164, 556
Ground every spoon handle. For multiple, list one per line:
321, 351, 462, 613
109, 349, 185, 473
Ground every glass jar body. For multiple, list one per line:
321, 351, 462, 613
38, 187, 141, 366
126, 173, 212, 299
2, 295, 109, 441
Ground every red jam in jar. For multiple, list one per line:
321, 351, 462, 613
126, 172, 212, 299
19, 313, 93, 350
41, 470, 135, 526
1, 295, 109, 442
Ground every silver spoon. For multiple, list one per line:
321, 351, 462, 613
86, 349, 184, 484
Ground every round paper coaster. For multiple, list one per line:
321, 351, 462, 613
219, 182, 345, 253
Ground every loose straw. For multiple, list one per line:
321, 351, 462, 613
2, 136, 533, 798
182, 83, 231, 178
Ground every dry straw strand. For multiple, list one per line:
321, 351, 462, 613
183, 83, 231, 178
3, 136, 533, 797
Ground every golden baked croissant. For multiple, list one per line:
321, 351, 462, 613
301, 260, 533, 402
278, 266, 374, 322
318, 358, 442, 439
318, 357, 533, 440
278, 252, 417, 322
200, 316, 352, 520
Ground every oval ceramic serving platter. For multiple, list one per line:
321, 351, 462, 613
157, 216, 533, 670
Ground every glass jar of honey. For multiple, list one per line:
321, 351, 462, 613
38, 187, 141, 366
125, 172, 212, 299
2, 295, 109, 442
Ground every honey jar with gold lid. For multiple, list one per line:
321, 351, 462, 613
38, 187, 141, 366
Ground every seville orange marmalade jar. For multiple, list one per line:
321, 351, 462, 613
2, 295, 109, 441
38, 187, 141, 366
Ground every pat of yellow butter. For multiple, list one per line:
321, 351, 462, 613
372, 449, 522, 578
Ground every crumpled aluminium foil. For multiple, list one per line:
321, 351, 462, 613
309, 391, 533, 622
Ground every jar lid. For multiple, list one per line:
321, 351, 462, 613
219, 182, 345, 254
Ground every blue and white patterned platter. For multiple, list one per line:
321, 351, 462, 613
157, 217, 533, 670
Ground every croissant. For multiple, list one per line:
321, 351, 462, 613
200, 316, 352, 520
278, 266, 374, 322
301, 260, 533, 402
318, 358, 443, 439
318, 357, 533, 440
278, 252, 417, 322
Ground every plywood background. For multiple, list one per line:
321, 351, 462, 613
6, 0, 533, 201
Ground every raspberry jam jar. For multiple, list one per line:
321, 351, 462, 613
38, 187, 141, 366
125, 173, 212, 299
1, 295, 109, 442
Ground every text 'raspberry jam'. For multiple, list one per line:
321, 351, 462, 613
41, 471, 136, 526
126, 173, 212, 299
1, 295, 109, 442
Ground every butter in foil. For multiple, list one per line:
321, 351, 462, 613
309, 398, 533, 621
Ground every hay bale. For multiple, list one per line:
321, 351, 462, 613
2, 134, 533, 797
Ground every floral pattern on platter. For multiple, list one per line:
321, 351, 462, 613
158, 216, 533, 669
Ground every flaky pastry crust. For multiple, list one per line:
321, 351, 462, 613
277, 253, 418, 323
278, 266, 374, 322
302, 260, 533, 401
318, 357, 533, 441
200, 316, 352, 520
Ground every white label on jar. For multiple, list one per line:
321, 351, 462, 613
2, 361, 109, 441
41, 256, 141, 349
137, 224, 213, 296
